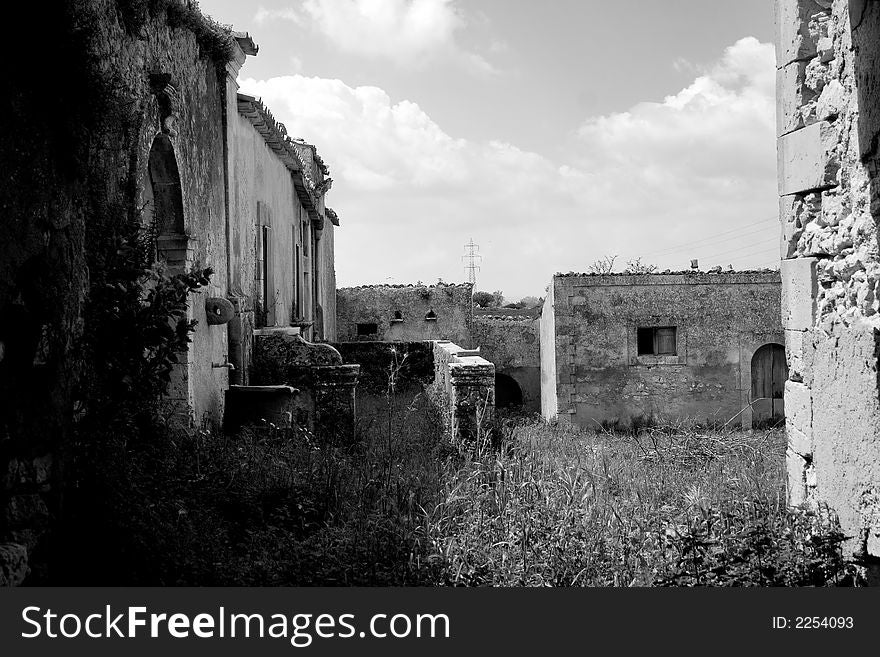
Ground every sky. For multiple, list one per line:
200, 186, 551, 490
198, 0, 778, 300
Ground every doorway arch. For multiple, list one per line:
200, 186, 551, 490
751, 343, 787, 427
495, 372, 524, 409
147, 133, 185, 236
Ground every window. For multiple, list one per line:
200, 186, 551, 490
356, 323, 378, 336
425, 309, 437, 321
637, 327, 677, 356
391, 310, 403, 322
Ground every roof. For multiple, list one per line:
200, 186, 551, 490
237, 93, 331, 225
554, 270, 781, 286
338, 282, 473, 291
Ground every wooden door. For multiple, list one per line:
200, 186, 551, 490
751, 344, 787, 426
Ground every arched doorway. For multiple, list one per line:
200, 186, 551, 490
751, 344, 787, 427
495, 372, 523, 409
145, 134, 193, 422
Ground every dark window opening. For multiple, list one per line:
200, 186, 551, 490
356, 323, 378, 336
392, 310, 403, 322
425, 309, 437, 321
637, 326, 677, 356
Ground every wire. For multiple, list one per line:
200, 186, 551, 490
639, 216, 777, 258
696, 240, 778, 262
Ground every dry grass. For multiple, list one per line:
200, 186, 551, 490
413, 419, 854, 586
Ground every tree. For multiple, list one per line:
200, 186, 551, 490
519, 295, 541, 308
588, 254, 618, 275
491, 290, 505, 307
623, 257, 658, 274
473, 291, 496, 308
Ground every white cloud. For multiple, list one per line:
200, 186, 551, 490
253, 6, 305, 25
239, 37, 778, 298
258, 0, 496, 72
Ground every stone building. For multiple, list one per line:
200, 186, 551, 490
472, 309, 541, 412
775, 0, 880, 570
0, 0, 342, 583
336, 283, 473, 345
540, 271, 784, 428
138, 19, 340, 424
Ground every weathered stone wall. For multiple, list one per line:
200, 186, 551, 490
431, 341, 495, 441
336, 284, 473, 345
0, 0, 238, 584
248, 327, 359, 438
542, 272, 783, 428
229, 92, 338, 359
333, 341, 434, 432
472, 314, 541, 412
776, 0, 880, 568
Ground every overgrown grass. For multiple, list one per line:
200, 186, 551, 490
417, 419, 857, 586
62, 405, 859, 586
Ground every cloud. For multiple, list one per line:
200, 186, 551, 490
253, 6, 305, 25
238, 37, 778, 298
258, 0, 496, 72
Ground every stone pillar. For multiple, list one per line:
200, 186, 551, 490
775, 0, 880, 573
432, 341, 495, 442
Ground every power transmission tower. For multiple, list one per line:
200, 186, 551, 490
461, 238, 482, 285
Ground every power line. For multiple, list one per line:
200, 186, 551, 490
639, 217, 777, 259
698, 239, 778, 262
461, 238, 482, 285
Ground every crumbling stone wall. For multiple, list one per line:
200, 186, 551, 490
336, 284, 473, 345
431, 341, 495, 441
472, 314, 541, 412
776, 0, 880, 570
541, 272, 783, 428
0, 0, 237, 584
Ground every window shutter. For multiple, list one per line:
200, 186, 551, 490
656, 328, 676, 355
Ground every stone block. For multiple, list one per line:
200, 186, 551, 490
776, 61, 814, 135
786, 448, 809, 506
4, 494, 49, 530
780, 193, 822, 259
775, 0, 822, 66
781, 258, 818, 330
777, 122, 838, 196
784, 328, 814, 383
0, 543, 28, 587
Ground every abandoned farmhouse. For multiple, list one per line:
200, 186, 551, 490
540, 271, 785, 429
0, 0, 879, 584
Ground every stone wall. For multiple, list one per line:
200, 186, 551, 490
472, 314, 541, 412
776, 0, 880, 570
228, 92, 338, 375
0, 0, 238, 585
336, 284, 473, 345
0, 0, 342, 585
542, 272, 783, 428
431, 341, 495, 441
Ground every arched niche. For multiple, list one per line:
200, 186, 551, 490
148, 133, 185, 237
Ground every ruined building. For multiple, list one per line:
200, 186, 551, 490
0, 0, 343, 584
540, 271, 784, 428
336, 283, 473, 345
776, 0, 880, 569
472, 308, 541, 412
